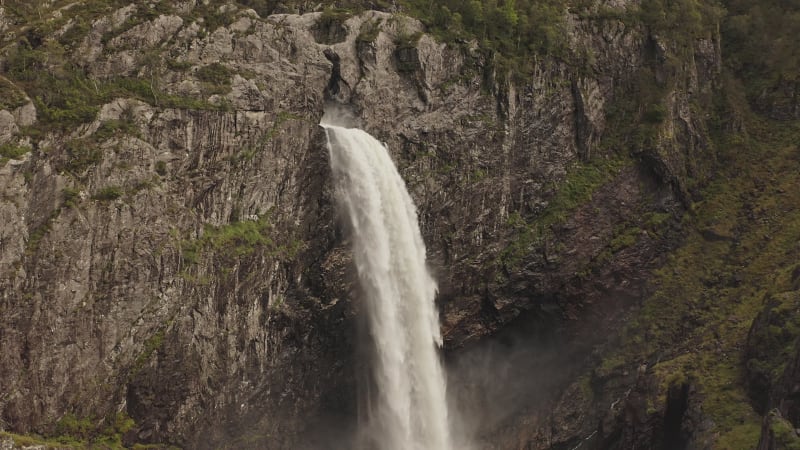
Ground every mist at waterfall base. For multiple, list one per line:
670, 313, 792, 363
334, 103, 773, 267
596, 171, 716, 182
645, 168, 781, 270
310, 108, 588, 450
321, 108, 454, 449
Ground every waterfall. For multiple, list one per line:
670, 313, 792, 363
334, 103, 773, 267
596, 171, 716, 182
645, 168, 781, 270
322, 116, 452, 450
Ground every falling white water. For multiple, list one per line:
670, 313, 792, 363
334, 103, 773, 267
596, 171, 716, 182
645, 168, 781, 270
322, 115, 452, 450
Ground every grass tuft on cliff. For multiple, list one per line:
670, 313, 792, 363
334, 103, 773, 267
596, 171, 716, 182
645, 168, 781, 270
180, 214, 304, 267
0, 411, 148, 449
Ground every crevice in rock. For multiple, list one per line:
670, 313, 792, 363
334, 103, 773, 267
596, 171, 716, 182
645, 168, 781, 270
571, 79, 592, 161
662, 381, 690, 450
323, 48, 351, 104
312, 15, 348, 45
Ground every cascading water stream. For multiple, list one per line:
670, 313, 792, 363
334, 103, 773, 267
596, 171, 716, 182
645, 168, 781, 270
321, 114, 452, 450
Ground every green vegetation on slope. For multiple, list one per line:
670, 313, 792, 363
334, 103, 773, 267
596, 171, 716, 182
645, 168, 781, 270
500, 154, 631, 270
722, 0, 800, 109
522, 4, 800, 437
0, 1, 236, 133
238, 0, 722, 73
0, 77, 28, 111
5, 43, 229, 132
0, 412, 168, 450
0, 142, 31, 166
599, 107, 800, 445
0, 0, 727, 137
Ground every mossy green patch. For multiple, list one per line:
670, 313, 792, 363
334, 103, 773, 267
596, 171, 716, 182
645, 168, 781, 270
0, 430, 78, 449
0, 411, 140, 449
231, 112, 302, 163
181, 214, 303, 266
317, 7, 354, 29
100, 2, 176, 46
91, 186, 124, 201
499, 154, 631, 270
0, 142, 31, 166
196, 62, 233, 94
0, 77, 28, 111
768, 411, 800, 450
60, 138, 103, 175
132, 329, 166, 375
357, 18, 383, 43
745, 291, 800, 411
722, 0, 800, 112
5, 42, 230, 133
187, 2, 237, 33
26, 208, 62, 256
94, 117, 141, 142
595, 114, 800, 445
58, 17, 92, 48
155, 160, 168, 176
62, 187, 81, 207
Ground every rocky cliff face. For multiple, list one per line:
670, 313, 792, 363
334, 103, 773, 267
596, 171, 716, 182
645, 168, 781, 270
1, 6, 353, 448
0, 0, 750, 448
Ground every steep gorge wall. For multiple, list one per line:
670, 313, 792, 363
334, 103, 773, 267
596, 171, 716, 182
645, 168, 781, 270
0, 1, 721, 448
